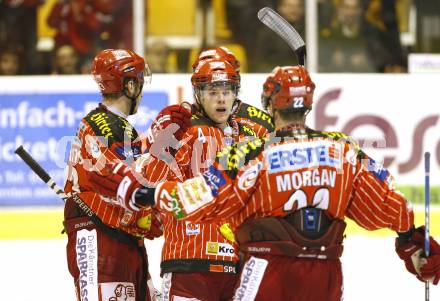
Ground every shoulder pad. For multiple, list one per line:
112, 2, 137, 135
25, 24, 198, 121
310, 129, 360, 150
216, 136, 266, 178
236, 103, 274, 131
84, 106, 138, 146
190, 113, 216, 127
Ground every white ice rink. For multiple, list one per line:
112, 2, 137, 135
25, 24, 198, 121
1, 235, 439, 301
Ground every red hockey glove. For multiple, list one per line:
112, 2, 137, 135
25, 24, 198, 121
395, 226, 440, 284
146, 102, 192, 149
88, 162, 156, 212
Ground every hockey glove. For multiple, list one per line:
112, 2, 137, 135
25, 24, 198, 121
146, 102, 192, 150
89, 162, 156, 211
395, 226, 440, 284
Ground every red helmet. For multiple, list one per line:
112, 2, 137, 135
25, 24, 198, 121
261, 66, 315, 112
191, 59, 240, 90
92, 49, 151, 94
192, 46, 240, 72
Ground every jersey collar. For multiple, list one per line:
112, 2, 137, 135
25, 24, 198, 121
101, 103, 128, 119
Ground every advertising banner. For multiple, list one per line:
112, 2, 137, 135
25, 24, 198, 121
0, 74, 438, 206
0, 75, 172, 205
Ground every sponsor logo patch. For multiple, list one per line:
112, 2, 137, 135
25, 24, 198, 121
209, 264, 236, 273
185, 221, 200, 235
212, 72, 228, 82
366, 157, 390, 182
115, 145, 139, 161
238, 162, 262, 190
202, 165, 226, 196
233, 257, 268, 301
76, 229, 98, 301
206, 241, 235, 257
266, 140, 342, 173
99, 282, 135, 301
161, 273, 172, 301
177, 176, 213, 214
89, 112, 113, 138
290, 86, 307, 95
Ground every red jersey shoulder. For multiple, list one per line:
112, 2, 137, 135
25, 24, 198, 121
184, 114, 223, 142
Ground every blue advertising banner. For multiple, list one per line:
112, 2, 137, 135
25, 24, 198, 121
0, 92, 168, 206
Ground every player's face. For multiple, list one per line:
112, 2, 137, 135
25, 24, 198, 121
200, 83, 236, 125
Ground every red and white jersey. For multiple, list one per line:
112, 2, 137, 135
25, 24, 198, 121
64, 104, 161, 238
156, 127, 414, 234
158, 101, 274, 269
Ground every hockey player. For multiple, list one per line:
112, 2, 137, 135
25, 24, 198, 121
92, 49, 274, 300
92, 65, 440, 300
63, 49, 190, 301
152, 51, 273, 300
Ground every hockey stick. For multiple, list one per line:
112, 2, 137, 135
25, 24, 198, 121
15, 145, 94, 217
424, 151, 430, 301
15, 145, 139, 244
257, 7, 306, 66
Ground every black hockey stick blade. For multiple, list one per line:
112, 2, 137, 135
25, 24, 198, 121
258, 7, 306, 65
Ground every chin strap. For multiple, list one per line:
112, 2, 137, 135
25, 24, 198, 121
124, 79, 144, 115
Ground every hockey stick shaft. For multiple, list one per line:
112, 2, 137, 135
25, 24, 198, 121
15, 145, 93, 217
424, 152, 430, 301
15, 145, 141, 244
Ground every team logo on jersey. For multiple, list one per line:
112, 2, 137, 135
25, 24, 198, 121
185, 221, 200, 235
99, 282, 135, 301
202, 166, 226, 196
266, 140, 343, 173
206, 242, 235, 257
238, 162, 262, 190
85, 135, 101, 159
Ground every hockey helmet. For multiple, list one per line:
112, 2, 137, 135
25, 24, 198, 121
192, 46, 240, 73
261, 66, 315, 112
92, 49, 151, 94
191, 59, 240, 91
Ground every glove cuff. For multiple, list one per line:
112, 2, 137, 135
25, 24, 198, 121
134, 187, 156, 207
396, 226, 416, 246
